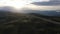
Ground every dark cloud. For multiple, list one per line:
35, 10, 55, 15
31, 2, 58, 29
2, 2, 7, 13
31, 0, 60, 6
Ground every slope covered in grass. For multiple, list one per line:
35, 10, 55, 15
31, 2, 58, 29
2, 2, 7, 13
0, 12, 60, 34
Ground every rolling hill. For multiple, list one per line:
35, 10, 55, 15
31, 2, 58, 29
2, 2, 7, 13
0, 11, 60, 34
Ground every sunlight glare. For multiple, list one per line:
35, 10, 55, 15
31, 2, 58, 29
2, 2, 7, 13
0, 0, 32, 9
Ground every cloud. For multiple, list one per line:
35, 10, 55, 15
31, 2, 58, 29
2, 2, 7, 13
39, 0, 50, 2
25, 0, 60, 11
31, 0, 60, 6
0, 0, 35, 9
23, 4, 60, 11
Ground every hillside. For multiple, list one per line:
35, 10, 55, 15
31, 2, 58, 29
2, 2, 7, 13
0, 11, 60, 34
22, 10, 60, 16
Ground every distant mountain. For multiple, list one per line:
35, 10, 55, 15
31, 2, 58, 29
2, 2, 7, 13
0, 6, 16, 12
0, 6, 60, 16
22, 10, 60, 16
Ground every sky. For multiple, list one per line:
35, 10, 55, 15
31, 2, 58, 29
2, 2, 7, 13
0, 0, 51, 8
0, 0, 34, 9
27, 0, 60, 11
0, 0, 60, 10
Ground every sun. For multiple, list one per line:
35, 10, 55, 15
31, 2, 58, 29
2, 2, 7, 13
0, 0, 32, 9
